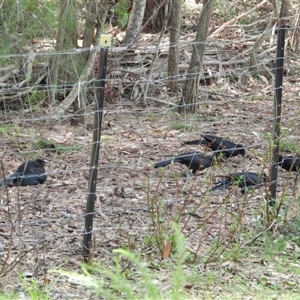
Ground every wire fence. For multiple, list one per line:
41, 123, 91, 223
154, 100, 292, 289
1, 21, 300, 296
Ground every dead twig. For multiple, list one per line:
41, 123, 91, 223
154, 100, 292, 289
209, 0, 269, 38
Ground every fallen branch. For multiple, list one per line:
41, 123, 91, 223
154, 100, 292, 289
52, 46, 98, 118
0, 70, 48, 101
240, 219, 276, 248
146, 96, 177, 106
209, 0, 269, 38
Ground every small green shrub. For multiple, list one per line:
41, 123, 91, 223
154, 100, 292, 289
24, 91, 45, 106
279, 140, 300, 153
115, 0, 130, 28
52, 224, 188, 299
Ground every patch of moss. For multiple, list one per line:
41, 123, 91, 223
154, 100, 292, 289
34, 139, 83, 153
168, 122, 197, 132
57, 145, 83, 153
34, 139, 56, 150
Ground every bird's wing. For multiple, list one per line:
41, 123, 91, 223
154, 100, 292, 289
294, 158, 300, 171
238, 172, 266, 193
174, 153, 196, 163
0, 176, 16, 187
154, 159, 173, 168
183, 139, 209, 146
202, 135, 224, 144
26, 167, 46, 175
15, 162, 27, 173
0, 172, 25, 187
7, 172, 47, 186
232, 172, 260, 185
16, 160, 45, 173
202, 135, 230, 154
201, 134, 215, 141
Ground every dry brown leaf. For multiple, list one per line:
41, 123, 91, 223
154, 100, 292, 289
162, 241, 172, 259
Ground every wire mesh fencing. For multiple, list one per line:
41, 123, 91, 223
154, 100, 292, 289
0, 20, 300, 296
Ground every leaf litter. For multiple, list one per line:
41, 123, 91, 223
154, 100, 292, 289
1, 64, 300, 300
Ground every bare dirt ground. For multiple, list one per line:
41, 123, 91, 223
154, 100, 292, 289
1, 0, 300, 295
1, 72, 300, 298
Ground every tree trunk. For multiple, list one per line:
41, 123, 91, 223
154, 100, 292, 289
143, 0, 167, 33
288, 0, 300, 53
167, 0, 182, 93
123, 0, 146, 45
47, 0, 78, 106
249, 0, 280, 77
56, 0, 78, 50
96, 0, 111, 32
179, 0, 216, 114
81, 0, 110, 59
52, 20, 108, 118
51, 0, 110, 119
82, 0, 97, 60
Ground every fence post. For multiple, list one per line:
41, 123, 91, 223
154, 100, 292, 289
269, 20, 286, 206
83, 35, 111, 263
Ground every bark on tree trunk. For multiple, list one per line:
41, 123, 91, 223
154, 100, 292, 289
52, 23, 108, 118
179, 0, 216, 114
47, 0, 78, 106
82, 0, 97, 60
52, 0, 110, 116
81, 0, 110, 59
123, 0, 146, 45
167, 0, 182, 93
249, 0, 280, 78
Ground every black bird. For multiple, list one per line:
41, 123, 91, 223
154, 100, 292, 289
154, 152, 215, 174
278, 155, 300, 172
211, 172, 267, 194
0, 159, 47, 187
183, 134, 245, 158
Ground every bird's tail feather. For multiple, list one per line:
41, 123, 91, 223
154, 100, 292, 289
0, 177, 15, 187
211, 179, 231, 191
183, 139, 207, 145
154, 159, 173, 168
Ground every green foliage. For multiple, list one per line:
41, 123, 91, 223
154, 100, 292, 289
24, 91, 45, 106
168, 122, 196, 131
0, 292, 20, 300
0, 124, 12, 135
34, 139, 83, 154
52, 224, 188, 299
259, 233, 290, 259
170, 224, 189, 297
279, 140, 300, 153
114, 0, 130, 28
57, 0, 77, 47
0, 0, 57, 53
292, 201, 300, 232
34, 139, 56, 150
214, 0, 237, 22
146, 174, 178, 257
19, 277, 49, 300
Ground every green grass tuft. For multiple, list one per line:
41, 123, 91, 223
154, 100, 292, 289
168, 122, 197, 132
51, 224, 188, 299
279, 140, 300, 153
